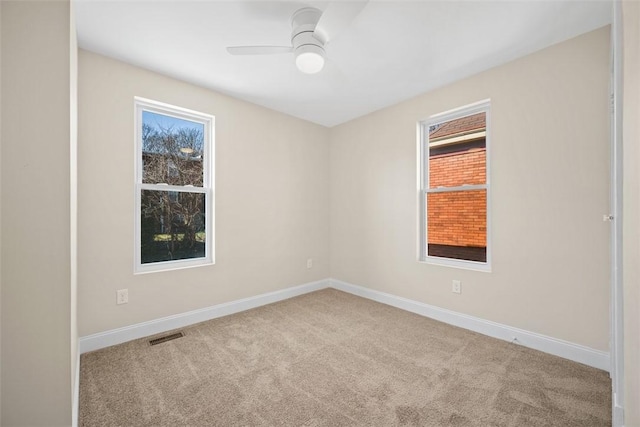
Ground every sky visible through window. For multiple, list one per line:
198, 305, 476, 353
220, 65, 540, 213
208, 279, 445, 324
143, 110, 203, 133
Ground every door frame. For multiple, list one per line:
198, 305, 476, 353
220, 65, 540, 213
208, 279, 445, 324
610, 1, 624, 425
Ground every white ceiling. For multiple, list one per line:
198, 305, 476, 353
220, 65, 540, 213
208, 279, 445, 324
75, 0, 612, 127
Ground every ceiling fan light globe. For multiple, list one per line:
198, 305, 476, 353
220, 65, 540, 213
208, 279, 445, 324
295, 45, 325, 74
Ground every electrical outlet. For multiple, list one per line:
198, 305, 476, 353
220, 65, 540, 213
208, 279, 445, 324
306, 258, 313, 269
452, 280, 461, 294
116, 289, 129, 305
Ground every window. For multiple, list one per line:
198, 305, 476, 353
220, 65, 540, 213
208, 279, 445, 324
419, 100, 490, 271
135, 98, 214, 273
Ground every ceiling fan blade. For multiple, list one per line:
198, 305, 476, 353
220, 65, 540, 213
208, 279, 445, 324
313, 1, 368, 45
226, 46, 293, 56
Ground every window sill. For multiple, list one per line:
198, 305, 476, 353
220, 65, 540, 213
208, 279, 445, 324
419, 256, 491, 273
135, 257, 214, 275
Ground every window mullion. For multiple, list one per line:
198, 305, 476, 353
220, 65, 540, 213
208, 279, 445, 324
426, 184, 487, 194
140, 183, 207, 193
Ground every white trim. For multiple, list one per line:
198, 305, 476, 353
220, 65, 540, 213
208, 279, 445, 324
614, 405, 624, 427
417, 122, 426, 262
427, 184, 486, 193
418, 99, 492, 272
329, 278, 610, 371
79, 277, 610, 372
133, 97, 215, 274
79, 279, 329, 354
428, 99, 492, 122
72, 349, 80, 427
141, 183, 207, 193
420, 256, 491, 272
610, 3, 624, 426
430, 130, 486, 147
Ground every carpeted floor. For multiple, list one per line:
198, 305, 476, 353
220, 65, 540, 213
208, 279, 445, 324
79, 289, 611, 426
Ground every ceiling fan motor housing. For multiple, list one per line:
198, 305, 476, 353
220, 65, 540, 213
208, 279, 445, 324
290, 7, 325, 54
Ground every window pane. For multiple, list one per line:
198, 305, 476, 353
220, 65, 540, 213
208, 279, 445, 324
142, 111, 204, 186
427, 189, 486, 262
141, 190, 206, 264
429, 112, 486, 189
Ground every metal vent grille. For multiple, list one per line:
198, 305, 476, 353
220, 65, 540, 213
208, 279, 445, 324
149, 332, 184, 346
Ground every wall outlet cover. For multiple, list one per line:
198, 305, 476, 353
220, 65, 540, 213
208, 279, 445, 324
116, 289, 129, 305
452, 280, 462, 294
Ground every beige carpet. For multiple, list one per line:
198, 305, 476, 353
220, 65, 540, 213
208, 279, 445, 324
80, 289, 611, 426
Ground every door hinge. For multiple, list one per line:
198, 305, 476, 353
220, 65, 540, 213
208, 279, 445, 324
610, 93, 615, 114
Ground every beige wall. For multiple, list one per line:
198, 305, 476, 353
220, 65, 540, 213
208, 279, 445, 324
329, 27, 611, 351
78, 51, 330, 336
1, 1, 74, 425
623, 2, 640, 425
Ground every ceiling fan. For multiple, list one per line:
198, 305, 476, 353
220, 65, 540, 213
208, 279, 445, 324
226, 2, 368, 74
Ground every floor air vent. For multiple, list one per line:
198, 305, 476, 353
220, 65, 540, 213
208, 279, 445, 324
149, 332, 184, 346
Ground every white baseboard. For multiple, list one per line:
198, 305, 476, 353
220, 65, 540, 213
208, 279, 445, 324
79, 279, 329, 354
329, 278, 610, 372
79, 276, 610, 372
613, 404, 624, 427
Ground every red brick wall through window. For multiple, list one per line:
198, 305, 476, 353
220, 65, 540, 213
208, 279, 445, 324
427, 146, 486, 248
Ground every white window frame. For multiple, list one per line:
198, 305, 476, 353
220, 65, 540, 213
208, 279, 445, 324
418, 99, 491, 272
134, 97, 215, 274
